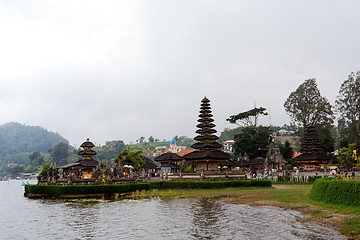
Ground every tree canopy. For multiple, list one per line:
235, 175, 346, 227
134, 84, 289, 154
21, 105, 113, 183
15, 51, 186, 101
0, 122, 69, 166
48, 142, 69, 165
114, 146, 144, 171
337, 143, 357, 169
336, 71, 360, 148
284, 79, 334, 127
233, 126, 272, 160
227, 107, 268, 127
279, 141, 294, 160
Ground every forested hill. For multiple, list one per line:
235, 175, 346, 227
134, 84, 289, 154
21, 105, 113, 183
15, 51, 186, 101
0, 122, 69, 165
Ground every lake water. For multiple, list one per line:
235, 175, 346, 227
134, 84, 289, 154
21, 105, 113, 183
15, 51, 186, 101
0, 180, 345, 240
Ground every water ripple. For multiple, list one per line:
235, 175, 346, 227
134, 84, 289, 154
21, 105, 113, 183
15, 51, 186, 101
0, 181, 345, 240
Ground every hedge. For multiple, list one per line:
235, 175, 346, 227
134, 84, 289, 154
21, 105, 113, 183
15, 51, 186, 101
25, 179, 271, 197
310, 178, 360, 206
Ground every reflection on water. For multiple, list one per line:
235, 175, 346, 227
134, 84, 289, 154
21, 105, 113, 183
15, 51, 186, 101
191, 198, 223, 239
0, 180, 345, 240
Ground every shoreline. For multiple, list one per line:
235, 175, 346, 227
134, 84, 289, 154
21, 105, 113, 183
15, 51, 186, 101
155, 184, 359, 239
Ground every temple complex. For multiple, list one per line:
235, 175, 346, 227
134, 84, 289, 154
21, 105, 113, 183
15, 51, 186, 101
183, 97, 231, 171
59, 138, 99, 178
293, 124, 329, 168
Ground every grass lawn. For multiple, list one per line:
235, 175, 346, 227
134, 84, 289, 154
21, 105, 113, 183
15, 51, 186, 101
155, 184, 360, 239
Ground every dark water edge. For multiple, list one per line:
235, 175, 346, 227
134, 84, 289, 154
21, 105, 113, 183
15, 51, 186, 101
0, 180, 345, 240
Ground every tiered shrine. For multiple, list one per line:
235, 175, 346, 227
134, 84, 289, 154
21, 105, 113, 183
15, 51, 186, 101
293, 124, 329, 168
59, 138, 99, 178
183, 97, 231, 171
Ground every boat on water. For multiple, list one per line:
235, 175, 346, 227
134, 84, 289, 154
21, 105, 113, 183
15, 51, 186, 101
21, 181, 30, 186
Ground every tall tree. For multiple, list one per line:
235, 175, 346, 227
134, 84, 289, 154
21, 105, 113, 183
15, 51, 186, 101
279, 141, 294, 160
284, 79, 334, 127
336, 71, 360, 148
114, 146, 144, 171
227, 107, 268, 127
233, 126, 272, 160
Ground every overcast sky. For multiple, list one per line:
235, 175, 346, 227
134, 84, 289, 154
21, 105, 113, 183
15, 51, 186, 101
1, 1, 360, 147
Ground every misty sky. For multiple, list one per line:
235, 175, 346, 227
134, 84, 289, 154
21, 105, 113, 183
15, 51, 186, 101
1, 1, 360, 147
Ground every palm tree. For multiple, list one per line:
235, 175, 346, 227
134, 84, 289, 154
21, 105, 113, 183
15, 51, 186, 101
114, 146, 144, 171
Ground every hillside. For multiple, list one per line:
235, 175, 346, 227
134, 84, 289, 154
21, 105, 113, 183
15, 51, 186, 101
0, 122, 69, 166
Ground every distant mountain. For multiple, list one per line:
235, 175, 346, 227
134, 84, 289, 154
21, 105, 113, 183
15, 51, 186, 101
0, 122, 69, 166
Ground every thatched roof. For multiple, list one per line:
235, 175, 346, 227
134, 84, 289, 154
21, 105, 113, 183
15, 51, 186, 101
293, 152, 330, 162
191, 142, 223, 149
154, 152, 184, 162
80, 138, 95, 148
183, 150, 231, 160
78, 150, 97, 156
58, 158, 99, 169
141, 156, 158, 169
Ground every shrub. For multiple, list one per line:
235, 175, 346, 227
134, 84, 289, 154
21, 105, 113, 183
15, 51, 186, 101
310, 178, 360, 206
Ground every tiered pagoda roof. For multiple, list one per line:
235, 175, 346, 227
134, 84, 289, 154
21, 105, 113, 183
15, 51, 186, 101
154, 152, 183, 162
293, 125, 329, 164
58, 138, 99, 169
78, 138, 97, 157
183, 97, 231, 161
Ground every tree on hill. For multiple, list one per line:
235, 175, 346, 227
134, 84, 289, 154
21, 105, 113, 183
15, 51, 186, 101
94, 140, 126, 162
219, 127, 243, 143
26, 152, 45, 172
10, 164, 24, 177
48, 142, 69, 165
0, 122, 69, 166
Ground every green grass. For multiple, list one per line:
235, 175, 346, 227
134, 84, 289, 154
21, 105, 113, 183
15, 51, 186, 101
342, 216, 360, 237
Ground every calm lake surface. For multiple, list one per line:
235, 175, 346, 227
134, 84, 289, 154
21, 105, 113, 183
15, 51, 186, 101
0, 180, 345, 240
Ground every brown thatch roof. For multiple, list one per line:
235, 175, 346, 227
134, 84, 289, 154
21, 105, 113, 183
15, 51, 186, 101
58, 158, 99, 169
236, 157, 265, 167
196, 129, 217, 134
194, 135, 219, 141
154, 152, 184, 162
183, 150, 231, 160
196, 123, 216, 128
75, 158, 99, 167
141, 157, 158, 169
293, 152, 330, 162
78, 150, 97, 156
80, 138, 95, 148
191, 142, 223, 149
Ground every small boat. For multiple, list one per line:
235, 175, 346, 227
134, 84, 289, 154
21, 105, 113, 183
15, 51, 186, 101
21, 181, 30, 186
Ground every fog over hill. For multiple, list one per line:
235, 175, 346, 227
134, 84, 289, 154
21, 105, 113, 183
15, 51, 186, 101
0, 122, 69, 166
